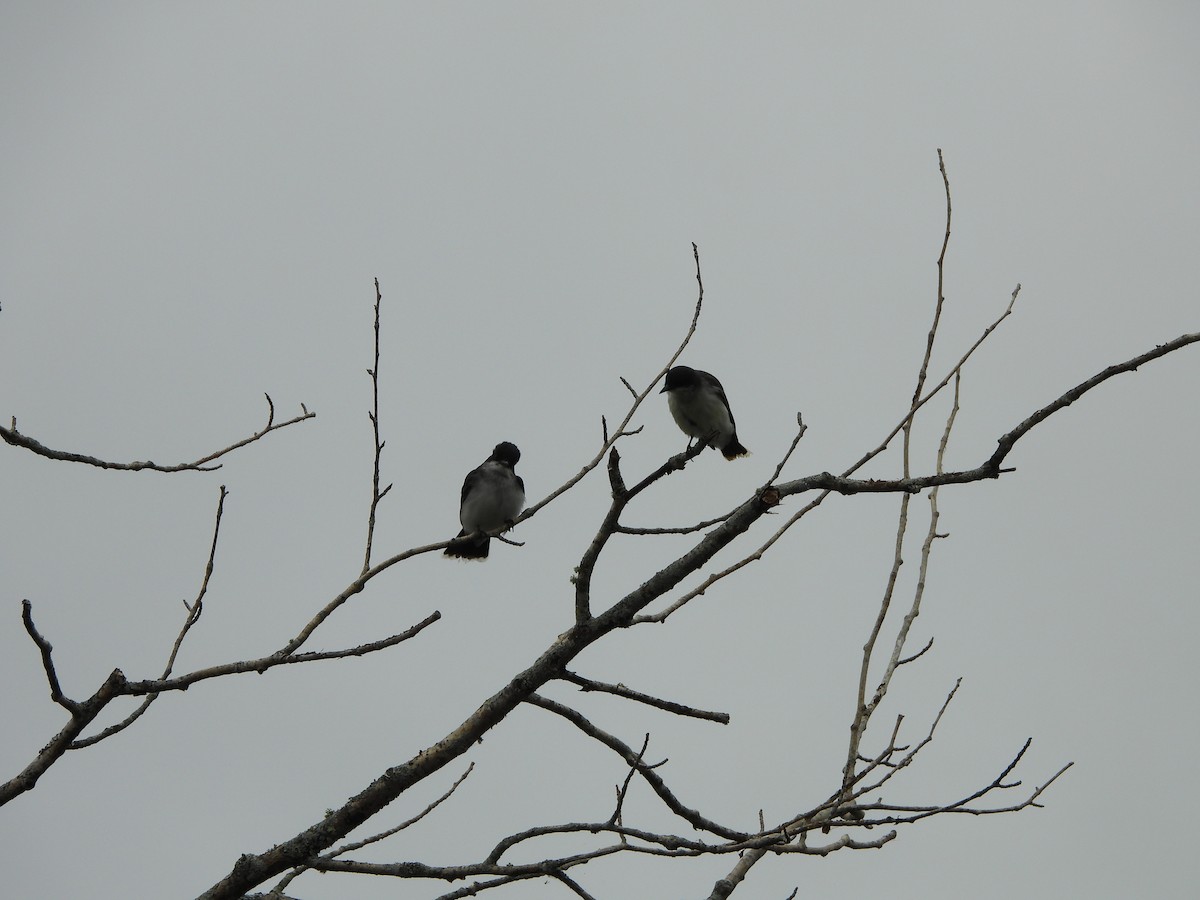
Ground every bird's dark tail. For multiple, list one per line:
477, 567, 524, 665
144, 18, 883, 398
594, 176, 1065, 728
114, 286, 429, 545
722, 437, 750, 460
444, 531, 490, 560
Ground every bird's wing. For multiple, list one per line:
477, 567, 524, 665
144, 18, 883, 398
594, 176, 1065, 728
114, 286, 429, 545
698, 370, 737, 428
459, 466, 483, 507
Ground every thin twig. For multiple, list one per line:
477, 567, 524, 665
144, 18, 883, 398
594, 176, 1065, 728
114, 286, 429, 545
839, 282, 1021, 485
856, 371, 963, 774
21, 601, 77, 713
516, 243, 706, 525
98, 613, 442, 700
615, 512, 733, 536
273, 542, 447, 658
550, 871, 600, 900
271, 764, 475, 894
852, 743, 1073, 824
610, 734, 651, 827
842, 150, 956, 797
766, 413, 808, 485
363, 277, 391, 573
560, 670, 730, 723
631, 490, 818, 625
572, 440, 708, 623
74, 485, 229, 748
829, 680, 962, 815
526, 693, 748, 841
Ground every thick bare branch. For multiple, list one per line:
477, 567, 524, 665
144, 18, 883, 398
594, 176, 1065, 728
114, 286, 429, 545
0, 668, 127, 805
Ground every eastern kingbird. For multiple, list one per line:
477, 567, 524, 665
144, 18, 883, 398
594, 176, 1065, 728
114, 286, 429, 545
445, 441, 526, 560
660, 365, 749, 460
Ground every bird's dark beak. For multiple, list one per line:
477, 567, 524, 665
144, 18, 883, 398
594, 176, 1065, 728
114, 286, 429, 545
658, 384, 669, 394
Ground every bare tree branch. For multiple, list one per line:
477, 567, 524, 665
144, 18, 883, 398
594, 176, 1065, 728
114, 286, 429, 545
516, 243, 707, 526
759, 325, 1200, 503
13, 137, 1185, 900
1, 611, 440, 806
119, 612, 442, 695
73, 484, 230, 748
21, 600, 77, 713
632, 284, 1020, 628
839, 279, 1021, 486
707, 848, 770, 900
0, 668, 127, 804
271, 541, 447, 659
609, 733, 651, 827
844, 368, 963, 800
614, 512, 733, 536
1, 393, 313, 472
193, 316, 1199, 897
559, 670, 731, 724
766, 412, 808, 485
852, 742, 1074, 824
311, 845, 623, 883
574, 441, 709, 622
843, 149, 957, 808
363, 277, 391, 573
836, 680, 962, 810
270, 764, 475, 895
526, 693, 749, 841
550, 871, 600, 900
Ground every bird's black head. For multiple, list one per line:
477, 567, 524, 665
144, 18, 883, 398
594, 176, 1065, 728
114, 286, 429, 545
660, 365, 698, 393
490, 441, 521, 467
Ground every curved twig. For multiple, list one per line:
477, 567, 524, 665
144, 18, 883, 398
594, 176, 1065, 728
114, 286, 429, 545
1, 395, 313, 472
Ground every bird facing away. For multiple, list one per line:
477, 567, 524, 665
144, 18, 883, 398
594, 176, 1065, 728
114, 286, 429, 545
445, 441, 526, 560
660, 365, 749, 460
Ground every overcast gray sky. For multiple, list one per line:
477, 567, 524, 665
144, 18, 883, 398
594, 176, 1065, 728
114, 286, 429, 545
2, 3, 1198, 898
